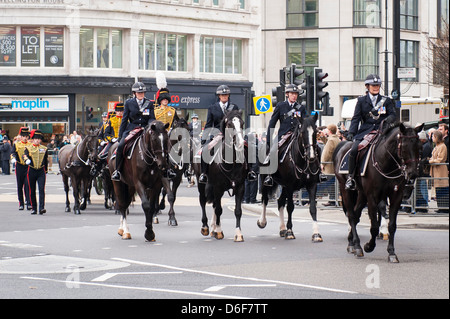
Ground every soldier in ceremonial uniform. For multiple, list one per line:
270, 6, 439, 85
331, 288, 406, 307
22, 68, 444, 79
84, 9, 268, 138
12, 127, 32, 210
112, 82, 155, 181
345, 74, 397, 190
23, 130, 48, 215
98, 103, 124, 160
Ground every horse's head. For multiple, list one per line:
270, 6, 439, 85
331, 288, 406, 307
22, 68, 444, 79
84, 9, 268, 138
298, 112, 319, 160
85, 127, 99, 163
396, 123, 424, 182
145, 121, 170, 171
222, 109, 245, 149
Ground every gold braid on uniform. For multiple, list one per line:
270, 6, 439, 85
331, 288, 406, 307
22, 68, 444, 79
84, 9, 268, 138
27, 145, 47, 170
155, 106, 176, 131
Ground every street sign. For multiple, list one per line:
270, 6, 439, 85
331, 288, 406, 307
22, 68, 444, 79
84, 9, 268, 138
253, 95, 273, 115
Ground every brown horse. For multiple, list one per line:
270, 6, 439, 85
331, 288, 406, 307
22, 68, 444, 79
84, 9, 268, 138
108, 121, 170, 241
333, 122, 423, 263
258, 112, 322, 242
58, 129, 99, 215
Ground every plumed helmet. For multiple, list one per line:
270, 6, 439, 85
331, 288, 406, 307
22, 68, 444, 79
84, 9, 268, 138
19, 127, 30, 137
216, 85, 231, 95
157, 88, 171, 104
365, 74, 382, 86
285, 84, 300, 93
115, 102, 124, 111
30, 129, 45, 141
132, 82, 147, 93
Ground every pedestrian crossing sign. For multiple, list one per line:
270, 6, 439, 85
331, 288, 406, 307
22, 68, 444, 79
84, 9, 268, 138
253, 95, 273, 115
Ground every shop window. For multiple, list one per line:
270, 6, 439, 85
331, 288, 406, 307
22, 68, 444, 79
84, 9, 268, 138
0, 27, 17, 67
45, 27, 64, 67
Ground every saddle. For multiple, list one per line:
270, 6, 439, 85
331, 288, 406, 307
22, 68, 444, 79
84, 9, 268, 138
112, 127, 144, 159
338, 130, 380, 176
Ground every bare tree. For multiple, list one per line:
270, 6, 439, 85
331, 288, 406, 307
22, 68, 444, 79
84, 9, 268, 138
427, 19, 449, 94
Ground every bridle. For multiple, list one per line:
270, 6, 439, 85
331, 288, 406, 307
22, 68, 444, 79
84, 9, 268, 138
138, 128, 165, 166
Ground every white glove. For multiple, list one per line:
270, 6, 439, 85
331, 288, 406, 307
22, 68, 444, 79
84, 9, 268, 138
11, 158, 16, 164
112, 138, 118, 143
25, 159, 31, 165
100, 141, 107, 146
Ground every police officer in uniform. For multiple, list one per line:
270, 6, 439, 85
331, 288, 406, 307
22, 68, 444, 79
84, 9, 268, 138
23, 130, 48, 215
112, 82, 156, 181
12, 127, 32, 210
263, 84, 306, 186
199, 85, 258, 184
345, 74, 397, 190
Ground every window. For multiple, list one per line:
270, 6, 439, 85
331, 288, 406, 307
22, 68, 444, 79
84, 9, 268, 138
139, 31, 187, 72
213, 0, 219, 6
239, 0, 245, 9
287, 0, 318, 28
400, 0, 418, 31
0, 27, 17, 67
199, 37, 242, 74
400, 40, 419, 81
287, 39, 318, 76
79, 28, 122, 69
353, 0, 381, 27
21, 27, 40, 67
438, 0, 449, 35
45, 27, 64, 67
354, 38, 379, 81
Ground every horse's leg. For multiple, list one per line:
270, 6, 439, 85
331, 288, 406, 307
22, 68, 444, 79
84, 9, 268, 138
349, 193, 366, 257
153, 189, 161, 224
234, 183, 245, 242
212, 190, 224, 240
164, 177, 178, 227
62, 174, 71, 213
277, 188, 288, 238
284, 189, 296, 240
364, 195, 380, 254
145, 187, 161, 242
79, 178, 88, 211
72, 176, 81, 215
307, 183, 322, 243
199, 183, 209, 236
386, 192, 402, 263
115, 183, 132, 239
257, 184, 269, 229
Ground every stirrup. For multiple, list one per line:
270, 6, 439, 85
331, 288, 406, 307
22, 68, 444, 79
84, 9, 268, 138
199, 173, 208, 184
263, 176, 273, 187
248, 171, 257, 182
111, 170, 121, 181
345, 177, 356, 190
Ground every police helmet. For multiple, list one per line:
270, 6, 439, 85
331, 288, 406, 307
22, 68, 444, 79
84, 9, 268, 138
132, 82, 147, 93
365, 74, 382, 86
285, 84, 300, 93
191, 113, 199, 119
216, 85, 231, 95
102, 112, 108, 118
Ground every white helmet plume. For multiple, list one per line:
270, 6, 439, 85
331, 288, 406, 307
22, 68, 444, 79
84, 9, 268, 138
156, 71, 167, 90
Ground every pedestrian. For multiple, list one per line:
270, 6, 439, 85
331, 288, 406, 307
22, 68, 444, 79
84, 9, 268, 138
189, 113, 202, 144
428, 130, 448, 213
70, 131, 78, 145
416, 131, 432, 212
112, 82, 155, 181
11, 127, 32, 210
24, 130, 48, 215
46, 137, 56, 172
438, 123, 449, 172
0, 136, 12, 175
345, 74, 397, 190
320, 123, 340, 206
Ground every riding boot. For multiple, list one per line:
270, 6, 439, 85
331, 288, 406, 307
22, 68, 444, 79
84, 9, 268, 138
263, 175, 273, 187
199, 160, 208, 184
345, 153, 356, 190
112, 150, 122, 181
247, 171, 257, 182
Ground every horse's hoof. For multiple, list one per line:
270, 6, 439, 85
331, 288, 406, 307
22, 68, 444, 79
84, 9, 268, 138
80, 203, 87, 211
234, 235, 244, 242
65, 207, 71, 213
122, 233, 132, 240
74, 209, 81, 215
168, 218, 178, 227
388, 254, 399, 263
153, 217, 159, 224
257, 220, 267, 229
118, 229, 124, 237
347, 245, 356, 254
145, 230, 156, 242
285, 230, 296, 240
201, 227, 209, 237
364, 242, 375, 253
115, 210, 120, 215
214, 232, 224, 240
383, 233, 389, 241
354, 248, 364, 258
312, 233, 323, 243
279, 229, 287, 238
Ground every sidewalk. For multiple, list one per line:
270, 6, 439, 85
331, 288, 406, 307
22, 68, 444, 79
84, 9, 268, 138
240, 201, 449, 231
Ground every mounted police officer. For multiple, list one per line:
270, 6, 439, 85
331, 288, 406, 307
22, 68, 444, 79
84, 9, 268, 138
263, 83, 306, 187
345, 74, 397, 190
111, 82, 155, 181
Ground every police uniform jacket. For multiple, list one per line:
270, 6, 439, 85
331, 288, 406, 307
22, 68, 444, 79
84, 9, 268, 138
348, 94, 396, 141
118, 97, 156, 140
205, 102, 239, 131
267, 100, 306, 141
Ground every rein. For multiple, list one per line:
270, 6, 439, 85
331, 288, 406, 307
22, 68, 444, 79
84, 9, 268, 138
138, 132, 162, 166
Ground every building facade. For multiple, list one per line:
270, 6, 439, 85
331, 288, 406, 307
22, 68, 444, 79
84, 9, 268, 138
0, 0, 262, 141
262, 0, 448, 126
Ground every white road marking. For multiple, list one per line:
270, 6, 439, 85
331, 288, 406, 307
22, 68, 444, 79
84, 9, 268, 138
91, 271, 183, 282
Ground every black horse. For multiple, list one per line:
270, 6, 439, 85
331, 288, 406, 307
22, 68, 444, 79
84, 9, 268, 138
58, 129, 99, 215
154, 114, 190, 226
258, 112, 323, 242
108, 121, 170, 241
194, 110, 247, 242
333, 122, 423, 263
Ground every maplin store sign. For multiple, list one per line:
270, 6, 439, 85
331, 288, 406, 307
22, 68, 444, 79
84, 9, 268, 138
0, 95, 69, 112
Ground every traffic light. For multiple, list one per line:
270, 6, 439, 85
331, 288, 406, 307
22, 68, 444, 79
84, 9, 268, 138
300, 75, 313, 115
314, 68, 329, 111
86, 106, 94, 121
272, 86, 284, 107
290, 63, 305, 85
